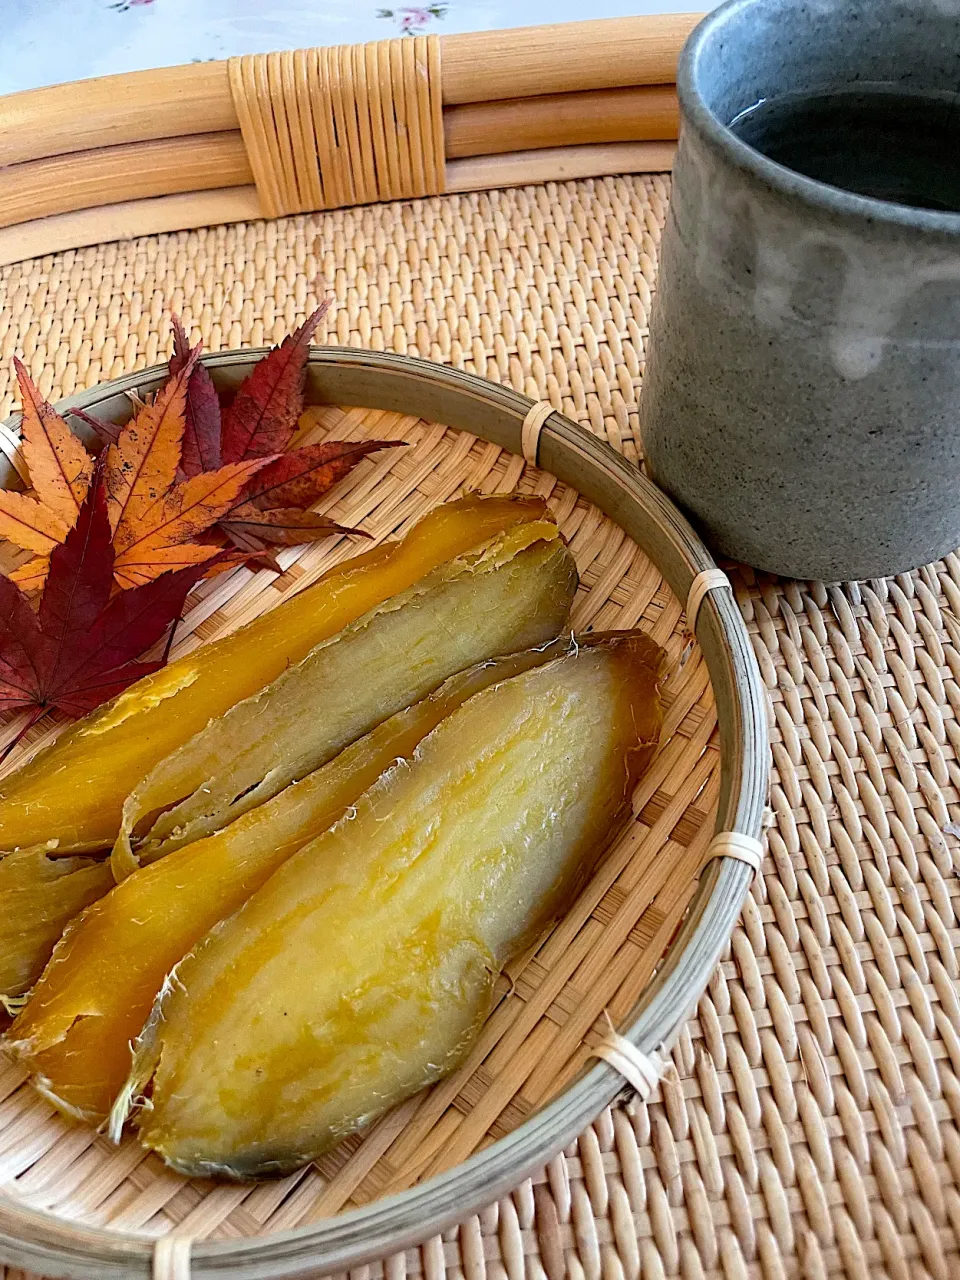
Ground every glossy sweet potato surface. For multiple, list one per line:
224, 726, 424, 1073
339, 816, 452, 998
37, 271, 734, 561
0, 493, 548, 855
7, 643, 567, 1121
0, 849, 114, 1002
122, 632, 663, 1177
114, 518, 576, 869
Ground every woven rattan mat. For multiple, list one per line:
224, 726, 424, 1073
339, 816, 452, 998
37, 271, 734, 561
1, 174, 959, 1280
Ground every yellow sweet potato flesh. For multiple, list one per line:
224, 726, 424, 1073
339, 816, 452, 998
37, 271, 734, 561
115, 519, 576, 868
0, 493, 547, 854
126, 633, 663, 1178
0, 500, 562, 1010
6, 644, 565, 1122
0, 850, 114, 1002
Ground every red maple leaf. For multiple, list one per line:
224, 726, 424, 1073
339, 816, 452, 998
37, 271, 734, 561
0, 459, 214, 757
216, 438, 401, 560
219, 506, 365, 548
197, 302, 399, 560
239, 439, 403, 511
169, 317, 223, 478
219, 302, 331, 463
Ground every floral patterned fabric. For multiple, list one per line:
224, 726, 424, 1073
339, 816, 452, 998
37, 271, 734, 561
0, 0, 704, 96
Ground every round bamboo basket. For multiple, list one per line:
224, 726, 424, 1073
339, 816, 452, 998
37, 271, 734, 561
0, 347, 768, 1278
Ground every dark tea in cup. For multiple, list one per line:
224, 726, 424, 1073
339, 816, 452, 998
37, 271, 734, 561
729, 86, 960, 214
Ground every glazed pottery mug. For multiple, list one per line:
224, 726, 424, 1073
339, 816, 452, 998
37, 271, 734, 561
639, 0, 960, 582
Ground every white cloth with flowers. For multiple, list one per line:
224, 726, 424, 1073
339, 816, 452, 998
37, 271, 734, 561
0, 0, 707, 97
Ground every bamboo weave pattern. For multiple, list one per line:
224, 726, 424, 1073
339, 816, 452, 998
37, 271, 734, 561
229, 38, 446, 218
1, 174, 960, 1280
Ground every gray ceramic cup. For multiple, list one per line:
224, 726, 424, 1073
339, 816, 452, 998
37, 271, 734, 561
639, 0, 960, 582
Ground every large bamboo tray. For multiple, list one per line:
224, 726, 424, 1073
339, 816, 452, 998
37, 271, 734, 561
0, 13, 699, 267
3, 165, 960, 1280
0, 340, 766, 1278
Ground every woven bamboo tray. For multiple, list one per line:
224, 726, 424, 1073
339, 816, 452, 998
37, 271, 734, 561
4, 165, 960, 1280
0, 336, 766, 1278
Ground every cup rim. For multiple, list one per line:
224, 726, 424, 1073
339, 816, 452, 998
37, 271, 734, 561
678, 0, 960, 233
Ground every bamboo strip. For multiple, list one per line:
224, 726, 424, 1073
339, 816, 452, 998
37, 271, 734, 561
345, 45, 378, 206
0, 187, 262, 269
445, 142, 677, 194
0, 14, 700, 169
0, 138, 675, 267
444, 86, 679, 159
0, 134, 252, 231
440, 13, 700, 104
0, 63, 234, 167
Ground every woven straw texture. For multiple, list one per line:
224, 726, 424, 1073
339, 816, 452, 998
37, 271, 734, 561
0, 173, 958, 1280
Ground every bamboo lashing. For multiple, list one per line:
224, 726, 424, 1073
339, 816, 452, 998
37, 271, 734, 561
520, 400, 554, 466
153, 1236, 191, 1280
685, 567, 731, 630
703, 830, 765, 875
591, 1012, 667, 1098
228, 39, 445, 218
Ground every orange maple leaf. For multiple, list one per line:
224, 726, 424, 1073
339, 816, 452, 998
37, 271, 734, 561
112, 458, 270, 589
2, 359, 267, 594
14, 358, 93, 523
0, 363, 94, 571
0, 493, 69, 558
105, 358, 194, 548
0, 306, 386, 597
8, 555, 50, 591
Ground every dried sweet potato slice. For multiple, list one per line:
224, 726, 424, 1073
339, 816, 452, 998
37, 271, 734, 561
114, 518, 576, 870
0, 495, 553, 997
0, 493, 548, 855
0, 849, 114, 1003
121, 632, 663, 1177
6, 643, 567, 1121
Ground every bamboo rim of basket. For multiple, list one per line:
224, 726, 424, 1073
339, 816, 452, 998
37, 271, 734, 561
0, 348, 769, 1280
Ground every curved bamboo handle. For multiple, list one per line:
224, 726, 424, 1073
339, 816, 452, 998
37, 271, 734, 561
0, 13, 701, 263
0, 14, 700, 167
